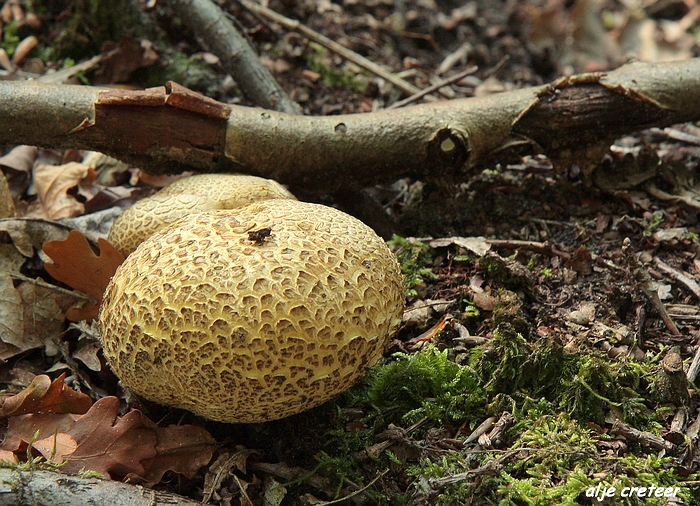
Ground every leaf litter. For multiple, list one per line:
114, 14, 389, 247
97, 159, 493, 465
1, 0, 700, 505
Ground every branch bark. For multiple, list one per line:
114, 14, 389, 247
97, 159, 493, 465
0, 468, 202, 506
1, 59, 699, 194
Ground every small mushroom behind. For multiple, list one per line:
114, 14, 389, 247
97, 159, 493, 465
107, 174, 296, 256
98, 199, 405, 424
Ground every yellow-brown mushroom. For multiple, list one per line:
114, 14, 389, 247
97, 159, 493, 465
107, 174, 296, 256
98, 199, 405, 423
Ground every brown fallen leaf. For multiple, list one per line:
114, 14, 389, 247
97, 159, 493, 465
0, 449, 18, 463
0, 373, 93, 417
0, 145, 37, 173
0, 393, 215, 484
62, 396, 159, 479
0, 169, 14, 218
27, 161, 95, 219
139, 424, 216, 485
0, 271, 24, 358
17, 282, 78, 354
43, 230, 125, 321
0, 218, 70, 258
95, 36, 159, 85
566, 244, 593, 276
0, 412, 81, 452
33, 432, 79, 463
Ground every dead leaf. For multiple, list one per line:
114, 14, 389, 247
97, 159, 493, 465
32, 432, 79, 463
0, 412, 81, 452
95, 36, 159, 85
0, 374, 50, 418
0, 373, 92, 417
430, 236, 492, 256
62, 396, 159, 479
139, 424, 216, 484
0, 242, 24, 278
0, 449, 18, 463
12, 35, 38, 66
0, 170, 15, 218
43, 230, 125, 321
204, 449, 259, 503
0, 271, 23, 357
566, 245, 593, 275
0, 218, 71, 258
17, 282, 78, 355
0, 145, 37, 173
27, 161, 94, 219
73, 340, 103, 372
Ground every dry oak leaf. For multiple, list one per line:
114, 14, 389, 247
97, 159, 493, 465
43, 230, 125, 322
61, 396, 159, 479
0, 270, 23, 357
33, 432, 79, 463
0, 449, 18, 463
27, 162, 95, 219
0, 412, 81, 453
137, 424, 216, 485
0, 372, 92, 417
17, 281, 78, 355
0, 273, 77, 359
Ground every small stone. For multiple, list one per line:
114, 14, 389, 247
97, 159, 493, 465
568, 310, 590, 326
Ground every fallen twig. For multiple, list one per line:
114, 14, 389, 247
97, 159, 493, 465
686, 344, 700, 384
429, 450, 518, 487
0, 468, 202, 506
610, 419, 676, 452
163, 0, 301, 114
654, 257, 700, 300
237, 0, 421, 97
387, 66, 478, 109
622, 239, 681, 336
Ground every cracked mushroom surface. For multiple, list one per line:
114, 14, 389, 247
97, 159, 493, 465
107, 174, 296, 256
98, 199, 405, 423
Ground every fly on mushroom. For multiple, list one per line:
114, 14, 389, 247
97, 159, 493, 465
247, 227, 272, 245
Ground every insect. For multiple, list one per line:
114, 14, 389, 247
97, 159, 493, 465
247, 227, 273, 245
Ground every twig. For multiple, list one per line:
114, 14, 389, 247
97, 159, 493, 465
610, 419, 676, 452
389, 56, 509, 109
237, 0, 421, 96
307, 470, 388, 506
686, 344, 700, 383
654, 257, 700, 300
484, 239, 552, 255
387, 65, 477, 109
429, 450, 518, 487
0, 468, 202, 506
38, 54, 103, 84
463, 416, 496, 445
9, 272, 92, 301
163, 0, 301, 114
622, 239, 680, 336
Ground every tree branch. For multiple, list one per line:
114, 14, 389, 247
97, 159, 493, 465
1, 59, 699, 194
163, 0, 302, 115
0, 468, 202, 506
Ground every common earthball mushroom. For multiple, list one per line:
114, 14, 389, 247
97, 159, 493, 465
98, 199, 405, 423
107, 174, 296, 256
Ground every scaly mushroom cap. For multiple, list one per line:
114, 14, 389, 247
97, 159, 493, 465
98, 200, 405, 423
107, 174, 296, 256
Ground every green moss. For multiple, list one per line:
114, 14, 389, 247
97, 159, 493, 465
0, 22, 21, 55
306, 42, 366, 91
387, 235, 438, 297
156, 51, 220, 92
479, 253, 534, 296
367, 345, 485, 425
